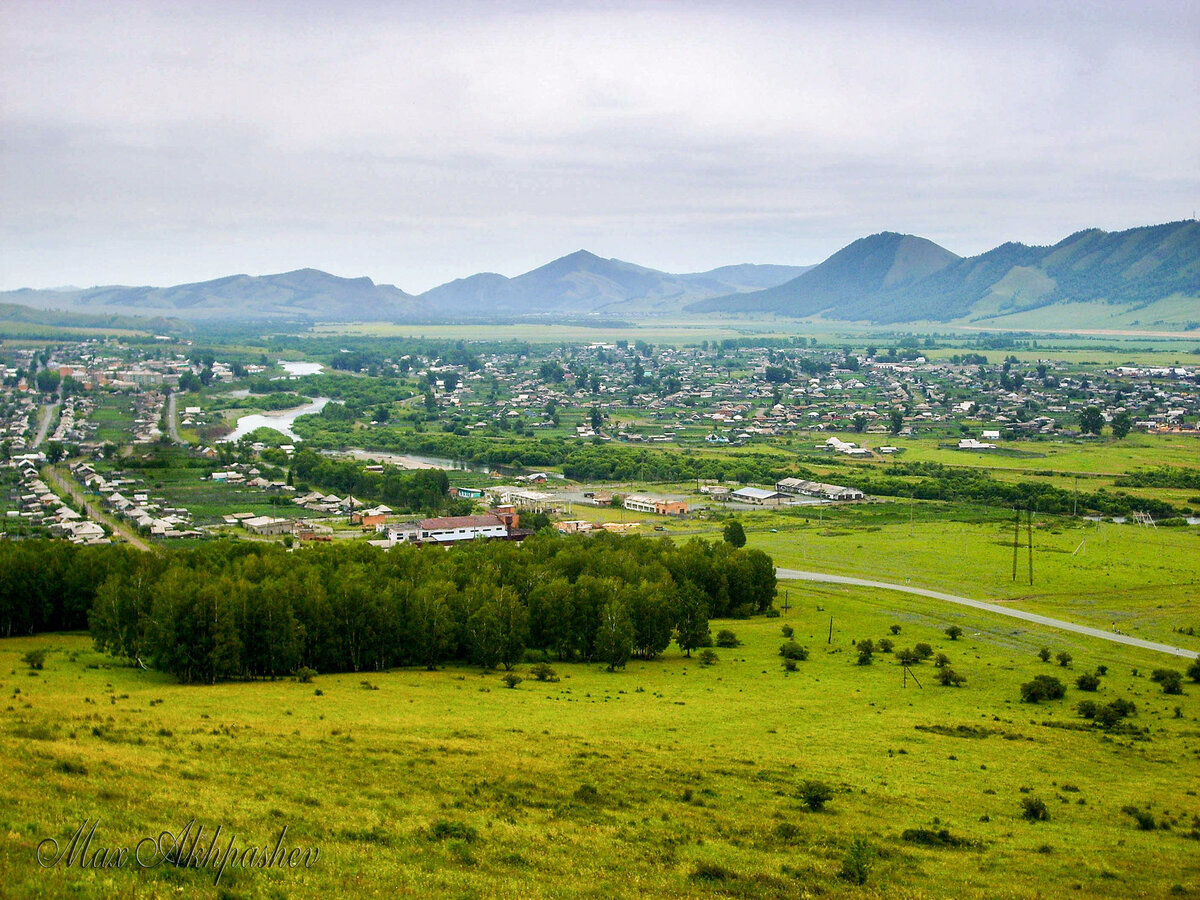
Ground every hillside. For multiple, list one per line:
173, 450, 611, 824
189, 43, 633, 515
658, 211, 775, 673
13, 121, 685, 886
689, 221, 1200, 326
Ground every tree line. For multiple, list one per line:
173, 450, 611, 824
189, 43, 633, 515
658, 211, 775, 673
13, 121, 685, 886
2, 533, 776, 683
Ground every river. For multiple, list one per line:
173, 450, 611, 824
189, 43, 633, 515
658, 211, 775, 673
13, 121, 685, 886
331, 448, 490, 473
221, 396, 331, 442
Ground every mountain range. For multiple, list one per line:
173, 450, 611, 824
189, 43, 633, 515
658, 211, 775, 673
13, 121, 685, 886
2, 221, 1196, 329
688, 220, 1200, 327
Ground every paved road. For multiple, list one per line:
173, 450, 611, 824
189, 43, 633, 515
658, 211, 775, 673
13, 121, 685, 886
32, 401, 59, 448
166, 392, 182, 443
776, 568, 1199, 660
42, 465, 154, 552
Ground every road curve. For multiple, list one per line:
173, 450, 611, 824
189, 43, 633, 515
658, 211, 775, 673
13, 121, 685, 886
776, 568, 1199, 660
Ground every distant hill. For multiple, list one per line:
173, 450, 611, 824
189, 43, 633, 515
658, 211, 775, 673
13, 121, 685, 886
1, 268, 423, 321
689, 221, 1200, 326
0, 302, 190, 335
418, 251, 811, 314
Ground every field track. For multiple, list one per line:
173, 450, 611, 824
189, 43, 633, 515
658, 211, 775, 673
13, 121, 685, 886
776, 567, 1200, 659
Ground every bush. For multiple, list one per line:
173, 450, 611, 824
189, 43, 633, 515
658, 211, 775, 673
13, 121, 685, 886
715, 629, 741, 648
1021, 797, 1050, 822
1151, 669, 1184, 695
945, 625, 963, 640
914, 642, 933, 660
839, 838, 873, 885
1077, 700, 1097, 719
1076, 672, 1100, 691
780, 624, 794, 638
21, 649, 46, 670
429, 821, 478, 842
502, 673, 523, 689
779, 641, 809, 661
1187, 658, 1200, 683
1038, 647, 1051, 662
798, 780, 834, 812
294, 666, 317, 683
698, 649, 718, 667
690, 862, 735, 882
877, 638, 894, 653
1021, 675, 1066, 703
782, 658, 798, 672
938, 668, 965, 687
1094, 699, 1137, 729
1121, 806, 1157, 830
934, 653, 951, 668
1056, 651, 1073, 668
890, 625, 901, 635
529, 663, 559, 682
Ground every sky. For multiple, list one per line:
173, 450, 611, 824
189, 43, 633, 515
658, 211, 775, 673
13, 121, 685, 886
1, 0, 1197, 293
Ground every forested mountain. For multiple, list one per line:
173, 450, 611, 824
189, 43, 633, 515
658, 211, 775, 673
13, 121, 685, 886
689, 221, 1200, 325
418, 251, 810, 314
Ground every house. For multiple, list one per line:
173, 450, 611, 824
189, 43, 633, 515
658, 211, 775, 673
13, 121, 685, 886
623, 495, 688, 516
450, 486, 484, 499
958, 438, 997, 450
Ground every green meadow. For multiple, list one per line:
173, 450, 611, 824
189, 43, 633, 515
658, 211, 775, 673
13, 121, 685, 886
3, 580, 1199, 900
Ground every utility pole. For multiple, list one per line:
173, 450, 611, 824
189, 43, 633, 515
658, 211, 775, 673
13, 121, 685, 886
781, 589, 791, 613
1027, 507, 1034, 586
1012, 507, 1020, 581
827, 616, 833, 644
909, 493, 914, 536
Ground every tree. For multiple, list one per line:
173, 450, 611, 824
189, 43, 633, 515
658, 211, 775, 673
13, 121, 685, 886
1079, 406, 1104, 436
889, 409, 904, 434
944, 625, 962, 640
1187, 658, 1200, 683
937, 667, 965, 686
493, 589, 529, 671
851, 414, 867, 433
595, 599, 633, 671
798, 780, 833, 812
722, 520, 746, 548
1111, 411, 1133, 439
44, 441, 65, 463
673, 584, 710, 658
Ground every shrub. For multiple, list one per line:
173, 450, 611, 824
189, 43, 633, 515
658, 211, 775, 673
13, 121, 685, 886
429, 821, 478, 842
782, 658, 798, 672
877, 638, 894, 653
934, 653, 951, 668
1038, 647, 1052, 662
573, 783, 601, 804
529, 663, 559, 682
52, 760, 87, 775
698, 649, 718, 667
1151, 669, 1184, 695
779, 641, 809, 661
502, 673, 523, 689
294, 666, 317, 683
901, 828, 973, 848
839, 838, 873, 885
1021, 675, 1066, 703
1021, 797, 1050, 822
1097, 665, 1108, 676
780, 624, 794, 638
914, 642, 933, 660
1122, 806, 1156, 830
774, 822, 800, 842
938, 668, 965, 687
715, 630, 740, 648
798, 780, 834, 811
690, 862, 735, 882
945, 625, 963, 640
1077, 700, 1098, 719
1094, 699, 1137, 729
1075, 672, 1100, 691
857, 647, 874, 666
1056, 651, 1073, 668
890, 625, 902, 635
1187, 658, 1200, 683
21, 649, 46, 670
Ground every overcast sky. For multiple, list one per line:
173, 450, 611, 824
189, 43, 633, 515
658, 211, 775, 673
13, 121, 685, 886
2, 0, 1197, 292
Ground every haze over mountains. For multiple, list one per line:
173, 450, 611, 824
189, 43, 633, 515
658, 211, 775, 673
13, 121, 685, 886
3, 221, 1196, 330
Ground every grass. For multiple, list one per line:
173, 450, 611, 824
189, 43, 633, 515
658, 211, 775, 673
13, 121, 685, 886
90, 394, 136, 445
2, 583, 1198, 899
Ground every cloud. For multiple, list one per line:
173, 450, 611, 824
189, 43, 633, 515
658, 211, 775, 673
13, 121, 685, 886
1, 0, 1197, 290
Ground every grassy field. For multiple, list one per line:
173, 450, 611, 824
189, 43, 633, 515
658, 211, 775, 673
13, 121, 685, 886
116, 465, 303, 526
3, 582, 1198, 900
90, 394, 137, 445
